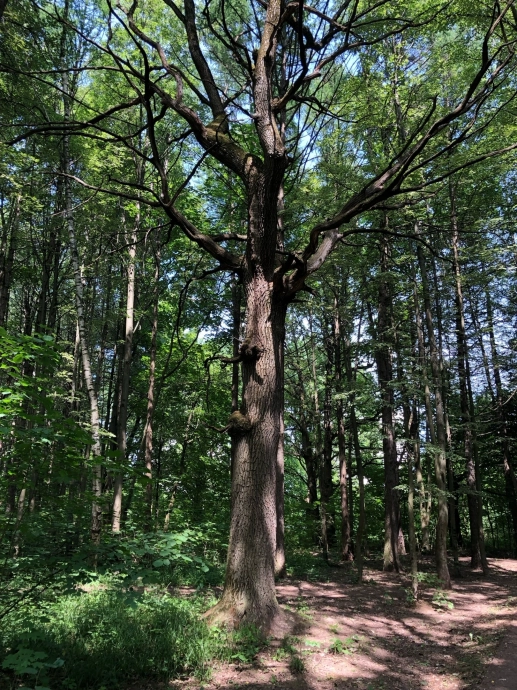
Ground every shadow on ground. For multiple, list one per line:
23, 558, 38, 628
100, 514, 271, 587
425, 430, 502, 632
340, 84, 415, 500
186, 557, 517, 690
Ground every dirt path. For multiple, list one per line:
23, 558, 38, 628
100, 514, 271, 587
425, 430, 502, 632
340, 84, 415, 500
174, 557, 517, 690
478, 619, 517, 690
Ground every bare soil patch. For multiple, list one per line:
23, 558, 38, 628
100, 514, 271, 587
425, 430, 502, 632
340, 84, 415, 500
171, 557, 517, 690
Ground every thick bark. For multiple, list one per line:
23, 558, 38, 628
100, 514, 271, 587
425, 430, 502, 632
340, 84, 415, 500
275, 408, 286, 577
209, 276, 286, 629
88, 0, 516, 631
205, 0, 289, 616
231, 281, 242, 415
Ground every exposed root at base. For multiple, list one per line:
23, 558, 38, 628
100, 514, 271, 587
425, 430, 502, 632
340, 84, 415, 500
203, 598, 305, 638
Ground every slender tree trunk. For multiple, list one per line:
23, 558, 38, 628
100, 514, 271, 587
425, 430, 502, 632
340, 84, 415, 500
344, 324, 365, 579
449, 186, 485, 570
408, 403, 419, 599
430, 257, 460, 574
290, 342, 318, 530
63, 71, 102, 544
468, 286, 495, 401
486, 289, 517, 555
334, 297, 352, 561
0, 194, 19, 327
320, 328, 335, 559
413, 277, 432, 551
416, 234, 451, 588
309, 309, 328, 560
376, 229, 399, 572
143, 246, 160, 527
396, 323, 418, 590
112, 213, 137, 532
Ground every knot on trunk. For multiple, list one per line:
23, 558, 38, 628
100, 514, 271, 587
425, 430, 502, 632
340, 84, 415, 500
239, 336, 262, 362
227, 411, 252, 435
220, 337, 262, 366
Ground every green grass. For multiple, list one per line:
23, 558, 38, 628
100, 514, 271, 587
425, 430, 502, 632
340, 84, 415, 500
0, 586, 270, 689
1, 589, 221, 688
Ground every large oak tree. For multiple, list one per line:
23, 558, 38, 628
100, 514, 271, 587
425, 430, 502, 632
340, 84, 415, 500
13, 0, 517, 630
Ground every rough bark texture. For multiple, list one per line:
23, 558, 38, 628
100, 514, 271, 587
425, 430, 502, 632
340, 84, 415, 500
209, 278, 286, 629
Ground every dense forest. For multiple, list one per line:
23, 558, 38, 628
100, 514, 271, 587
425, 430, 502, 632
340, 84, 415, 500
1, 0, 517, 687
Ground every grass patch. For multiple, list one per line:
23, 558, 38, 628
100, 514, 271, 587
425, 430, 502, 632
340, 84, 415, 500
1, 589, 222, 688
285, 551, 333, 581
215, 623, 265, 665
289, 655, 305, 673
329, 635, 362, 655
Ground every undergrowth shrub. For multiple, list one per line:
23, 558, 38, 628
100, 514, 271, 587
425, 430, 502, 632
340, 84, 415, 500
1, 590, 216, 688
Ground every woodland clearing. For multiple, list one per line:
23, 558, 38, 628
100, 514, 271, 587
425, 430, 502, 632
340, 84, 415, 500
168, 558, 517, 690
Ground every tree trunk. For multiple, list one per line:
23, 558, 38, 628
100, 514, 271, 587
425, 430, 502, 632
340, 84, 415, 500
208, 275, 286, 630
334, 299, 352, 561
449, 186, 486, 571
112, 213, 137, 532
376, 229, 399, 572
143, 246, 160, 528
291, 343, 318, 529
308, 309, 329, 560
344, 323, 365, 580
396, 321, 418, 591
0, 194, 19, 327
415, 234, 451, 588
63, 71, 102, 544
408, 402, 419, 599
486, 288, 517, 555
320, 328, 335, 560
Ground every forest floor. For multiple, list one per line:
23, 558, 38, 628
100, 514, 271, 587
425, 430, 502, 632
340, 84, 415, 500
168, 556, 517, 690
